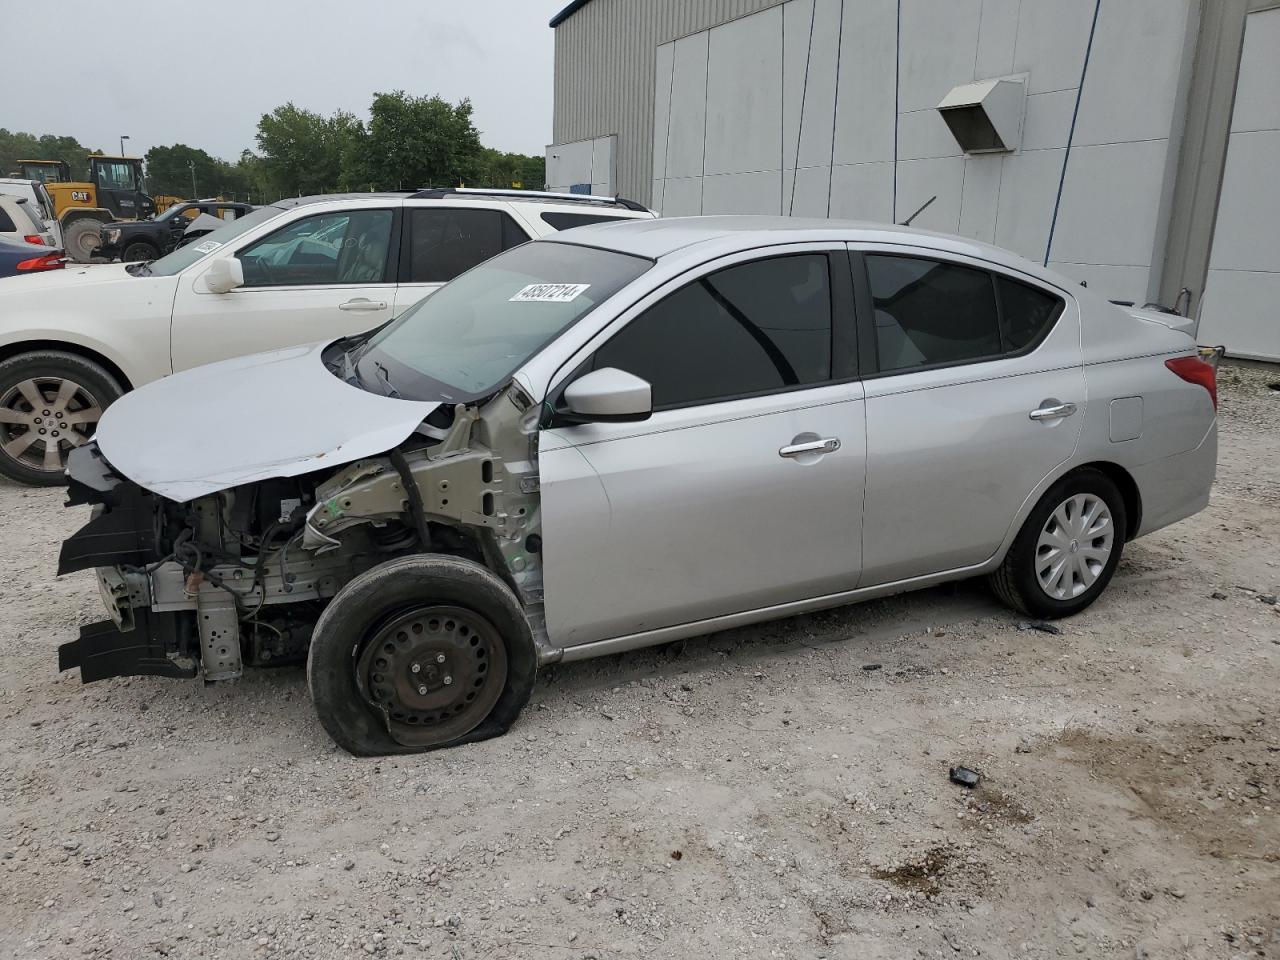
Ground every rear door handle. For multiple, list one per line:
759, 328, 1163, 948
779, 437, 840, 458
339, 298, 388, 312
1029, 402, 1077, 421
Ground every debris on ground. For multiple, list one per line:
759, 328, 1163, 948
1016, 620, 1062, 635
949, 766, 981, 788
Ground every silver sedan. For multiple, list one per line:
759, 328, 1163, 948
61, 217, 1219, 754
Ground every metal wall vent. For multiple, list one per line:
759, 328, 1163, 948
937, 77, 1027, 154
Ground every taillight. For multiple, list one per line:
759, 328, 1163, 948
23, 235, 45, 245
16, 252, 66, 273
1165, 355, 1217, 410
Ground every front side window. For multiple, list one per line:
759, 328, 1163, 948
144, 205, 283, 277
237, 209, 393, 287
591, 254, 833, 409
359, 240, 650, 402
866, 254, 1001, 373
407, 208, 529, 283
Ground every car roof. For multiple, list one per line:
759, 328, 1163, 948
0, 178, 38, 188
553, 215, 1072, 289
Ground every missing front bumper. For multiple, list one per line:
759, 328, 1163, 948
58, 609, 197, 682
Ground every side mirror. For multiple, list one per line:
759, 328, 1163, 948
205, 257, 244, 294
563, 367, 652, 423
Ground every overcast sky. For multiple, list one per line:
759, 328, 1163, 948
10, 0, 561, 160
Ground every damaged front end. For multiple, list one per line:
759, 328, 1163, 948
58, 382, 547, 687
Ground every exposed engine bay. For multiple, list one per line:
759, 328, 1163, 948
57, 383, 548, 686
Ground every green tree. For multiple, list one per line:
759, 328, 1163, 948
0, 129, 98, 179
474, 148, 546, 190
255, 103, 362, 197
363, 91, 483, 190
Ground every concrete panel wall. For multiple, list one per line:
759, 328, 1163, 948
558, 0, 1200, 304
1198, 6, 1280, 361
546, 136, 617, 194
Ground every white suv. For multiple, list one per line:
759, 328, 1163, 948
0, 189, 655, 484
0, 177, 62, 248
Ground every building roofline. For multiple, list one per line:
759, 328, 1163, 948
549, 0, 593, 27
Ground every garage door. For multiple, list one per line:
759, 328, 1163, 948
1198, 6, 1280, 361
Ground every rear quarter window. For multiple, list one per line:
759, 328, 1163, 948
996, 276, 1065, 352
0, 208, 16, 233
540, 212, 634, 231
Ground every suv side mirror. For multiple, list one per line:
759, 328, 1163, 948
563, 367, 652, 423
205, 257, 244, 294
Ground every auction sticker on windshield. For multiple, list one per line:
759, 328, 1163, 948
509, 283, 590, 303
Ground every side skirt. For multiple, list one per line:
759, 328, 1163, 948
548, 559, 997, 665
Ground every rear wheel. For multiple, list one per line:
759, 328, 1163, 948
307, 555, 537, 755
0, 351, 122, 486
63, 219, 105, 262
121, 241, 159, 263
989, 468, 1127, 619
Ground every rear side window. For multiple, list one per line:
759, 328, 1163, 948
592, 254, 832, 408
0, 208, 16, 233
866, 255, 1001, 373
540, 212, 633, 231
407, 208, 529, 283
997, 275, 1065, 351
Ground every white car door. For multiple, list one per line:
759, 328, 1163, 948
539, 248, 867, 649
169, 207, 398, 372
853, 247, 1085, 585
390, 205, 534, 315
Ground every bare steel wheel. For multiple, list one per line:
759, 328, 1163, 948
0, 352, 121, 485
357, 605, 509, 747
1034, 493, 1115, 600
308, 555, 537, 755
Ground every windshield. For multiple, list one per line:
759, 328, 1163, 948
145, 205, 282, 276
358, 241, 650, 402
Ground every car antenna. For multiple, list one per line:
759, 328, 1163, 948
899, 195, 937, 227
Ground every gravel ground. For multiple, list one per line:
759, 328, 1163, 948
2, 362, 1278, 960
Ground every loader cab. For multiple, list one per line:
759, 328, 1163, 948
91, 156, 154, 220
17, 160, 72, 184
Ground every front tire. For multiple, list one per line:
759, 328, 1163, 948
121, 241, 159, 263
0, 351, 122, 486
307, 555, 537, 755
989, 468, 1127, 619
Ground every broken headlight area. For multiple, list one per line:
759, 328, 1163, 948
57, 386, 545, 687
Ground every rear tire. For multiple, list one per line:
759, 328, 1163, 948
0, 351, 122, 486
307, 555, 537, 756
121, 241, 159, 263
63, 219, 105, 262
989, 468, 1127, 619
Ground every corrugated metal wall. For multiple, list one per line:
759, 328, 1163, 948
552, 0, 788, 202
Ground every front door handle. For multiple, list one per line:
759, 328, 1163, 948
1029, 401, 1077, 421
779, 437, 841, 458
339, 298, 388, 312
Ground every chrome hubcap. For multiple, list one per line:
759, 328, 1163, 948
1035, 493, 1114, 600
0, 377, 103, 474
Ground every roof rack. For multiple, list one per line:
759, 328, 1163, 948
409, 187, 650, 212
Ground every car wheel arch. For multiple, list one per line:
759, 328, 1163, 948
992, 459, 1144, 568
0, 339, 134, 395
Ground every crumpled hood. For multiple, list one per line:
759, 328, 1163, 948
94, 341, 439, 502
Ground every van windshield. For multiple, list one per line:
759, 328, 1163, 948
357, 241, 650, 402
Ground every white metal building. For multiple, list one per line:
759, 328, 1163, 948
547, 0, 1280, 361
